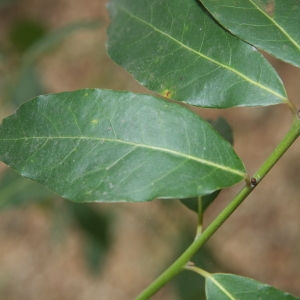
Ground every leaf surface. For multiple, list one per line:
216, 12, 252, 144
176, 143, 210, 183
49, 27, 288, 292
199, 0, 300, 67
206, 273, 299, 300
107, 0, 287, 108
0, 89, 246, 202
180, 117, 233, 213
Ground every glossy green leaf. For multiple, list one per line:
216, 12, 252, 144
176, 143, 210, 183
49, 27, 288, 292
199, 0, 300, 68
206, 273, 299, 299
180, 117, 233, 213
107, 0, 287, 108
0, 89, 246, 202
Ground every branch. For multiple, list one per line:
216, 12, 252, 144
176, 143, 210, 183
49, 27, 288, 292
134, 114, 300, 300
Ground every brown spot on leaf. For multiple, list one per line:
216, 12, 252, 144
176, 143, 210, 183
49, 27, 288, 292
265, 1, 275, 16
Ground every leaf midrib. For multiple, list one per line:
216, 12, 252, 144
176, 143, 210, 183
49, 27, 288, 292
249, 0, 300, 51
190, 267, 236, 300
208, 275, 236, 300
1, 136, 246, 177
117, 5, 287, 102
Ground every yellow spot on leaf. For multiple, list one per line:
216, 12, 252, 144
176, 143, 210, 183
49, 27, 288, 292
162, 89, 172, 98
92, 119, 98, 124
84, 93, 89, 97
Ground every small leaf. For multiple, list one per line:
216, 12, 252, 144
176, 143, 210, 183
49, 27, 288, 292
199, 0, 300, 67
107, 0, 287, 108
206, 273, 299, 299
0, 89, 246, 202
180, 191, 220, 213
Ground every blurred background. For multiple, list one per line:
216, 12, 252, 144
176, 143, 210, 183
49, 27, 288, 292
0, 0, 300, 299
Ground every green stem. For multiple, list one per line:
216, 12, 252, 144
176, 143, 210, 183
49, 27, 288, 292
195, 196, 203, 239
134, 117, 300, 300
252, 116, 300, 183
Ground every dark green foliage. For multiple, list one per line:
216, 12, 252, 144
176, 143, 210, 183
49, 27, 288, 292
10, 19, 47, 52
200, 0, 300, 67
70, 202, 111, 273
0, 89, 246, 202
107, 0, 287, 108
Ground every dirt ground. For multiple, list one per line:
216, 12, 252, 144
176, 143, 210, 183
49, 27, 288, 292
0, 1, 300, 299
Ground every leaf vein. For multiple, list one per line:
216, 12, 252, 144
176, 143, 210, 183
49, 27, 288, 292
248, 0, 300, 51
3, 136, 246, 177
118, 5, 286, 101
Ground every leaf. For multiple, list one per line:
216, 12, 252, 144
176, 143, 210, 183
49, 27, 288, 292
9, 21, 101, 108
206, 273, 299, 299
210, 117, 234, 146
10, 19, 47, 53
175, 238, 223, 300
0, 89, 246, 202
22, 20, 102, 68
180, 191, 220, 213
199, 0, 300, 68
70, 202, 111, 273
0, 167, 56, 209
70, 202, 111, 243
107, 0, 287, 108
180, 117, 233, 213
12, 67, 44, 106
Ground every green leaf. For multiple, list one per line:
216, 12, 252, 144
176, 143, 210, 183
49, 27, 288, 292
0, 167, 55, 209
70, 202, 111, 244
12, 67, 44, 106
210, 117, 234, 146
206, 273, 299, 299
180, 191, 220, 213
70, 202, 111, 273
9, 19, 47, 53
180, 117, 233, 213
0, 89, 246, 202
107, 0, 287, 108
22, 20, 102, 68
199, 0, 300, 68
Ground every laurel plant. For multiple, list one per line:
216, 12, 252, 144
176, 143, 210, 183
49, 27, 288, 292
0, 0, 300, 299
